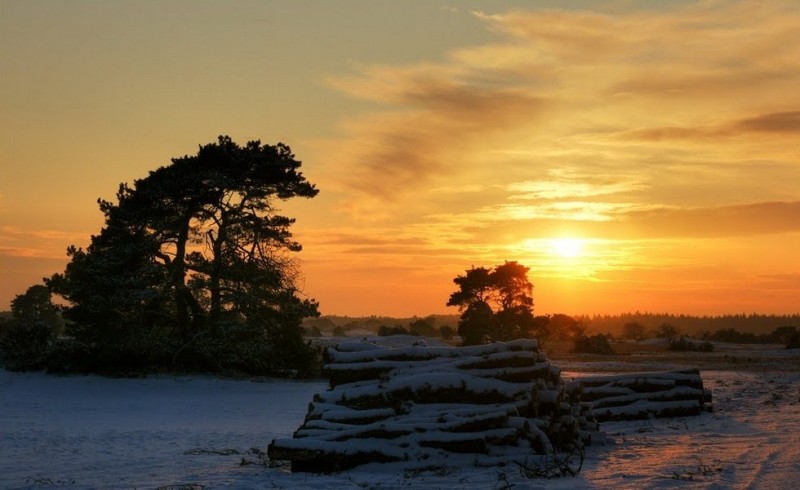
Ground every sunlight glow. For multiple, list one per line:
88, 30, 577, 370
550, 238, 584, 258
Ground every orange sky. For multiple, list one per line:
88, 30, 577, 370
2, 1, 799, 317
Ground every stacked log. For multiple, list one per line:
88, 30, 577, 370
567, 369, 713, 422
268, 339, 597, 473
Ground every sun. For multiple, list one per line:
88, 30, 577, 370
550, 238, 584, 258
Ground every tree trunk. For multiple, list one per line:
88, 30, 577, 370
209, 211, 227, 336
172, 221, 192, 337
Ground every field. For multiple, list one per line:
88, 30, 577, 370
1, 341, 798, 489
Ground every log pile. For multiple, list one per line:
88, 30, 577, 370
567, 369, 713, 422
268, 339, 597, 473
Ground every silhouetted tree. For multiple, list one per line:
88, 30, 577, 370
456, 301, 495, 345
0, 284, 63, 371
549, 313, 586, 340
622, 322, 646, 341
770, 326, 797, 346
574, 333, 615, 355
408, 318, 437, 337
658, 323, 679, 342
11, 284, 62, 333
47, 136, 319, 375
447, 261, 535, 345
530, 315, 554, 346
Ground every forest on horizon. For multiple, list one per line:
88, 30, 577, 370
306, 312, 800, 338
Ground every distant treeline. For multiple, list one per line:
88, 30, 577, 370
303, 314, 459, 333
576, 313, 800, 337
303, 312, 800, 339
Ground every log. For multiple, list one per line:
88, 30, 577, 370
267, 439, 403, 473
269, 339, 599, 473
573, 369, 709, 421
591, 399, 703, 421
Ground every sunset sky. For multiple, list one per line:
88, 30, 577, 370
2, 0, 799, 317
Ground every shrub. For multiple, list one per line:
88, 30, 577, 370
0, 320, 52, 371
785, 331, 800, 349
669, 336, 714, 352
45, 338, 98, 374
408, 319, 437, 337
573, 334, 615, 355
439, 325, 456, 340
378, 324, 409, 336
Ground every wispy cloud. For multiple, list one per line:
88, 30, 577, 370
622, 201, 800, 237
733, 111, 800, 133
0, 226, 86, 260
320, 0, 800, 218
618, 110, 800, 141
506, 173, 646, 200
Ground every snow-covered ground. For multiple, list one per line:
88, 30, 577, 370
2, 346, 799, 489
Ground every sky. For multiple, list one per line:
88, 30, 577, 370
2, 0, 799, 317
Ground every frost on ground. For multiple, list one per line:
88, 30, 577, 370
1, 345, 799, 489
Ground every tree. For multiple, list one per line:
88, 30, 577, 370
622, 322, 646, 341
455, 301, 495, 345
47, 136, 319, 374
11, 284, 62, 333
408, 318, 437, 337
658, 323, 679, 343
549, 314, 586, 340
0, 284, 62, 371
447, 261, 535, 345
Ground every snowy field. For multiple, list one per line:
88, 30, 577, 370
1, 345, 799, 489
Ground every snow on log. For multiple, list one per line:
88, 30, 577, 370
567, 369, 712, 421
269, 341, 713, 472
269, 339, 597, 472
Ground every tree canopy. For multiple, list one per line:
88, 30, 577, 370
11, 284, 61, 330
447, 261, 539, 345
47, 136, 319, 375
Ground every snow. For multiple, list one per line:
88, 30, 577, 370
2, 347, 799, 489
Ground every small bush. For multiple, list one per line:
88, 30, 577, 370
573, 334, 615, 355
785, 331, 800, 349
408, 319, 437, 337
45, 338, 99, 374
516, 446, 585, 478
669, 336, 714, 352
0, 320, 52, 371
378, 324, 409, 336
439, 325, 456, 340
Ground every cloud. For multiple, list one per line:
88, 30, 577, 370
623, 201, 800, 238
506, 171, 646, 200
319, 82, 546, 197
321, 0, 800, 209
733, 111, 800, 133
412, 201, 800, 255
0, 226, 86, 260
617, 110, 800, 142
